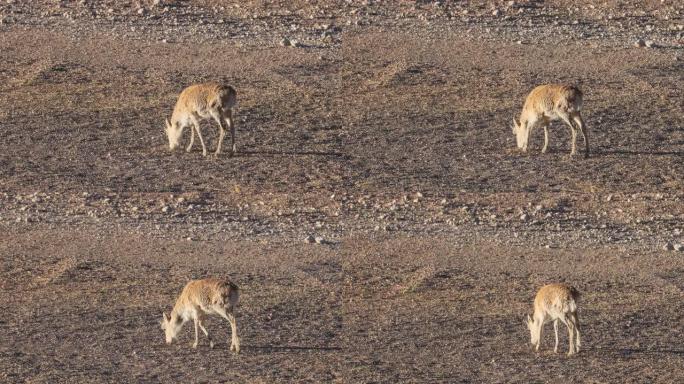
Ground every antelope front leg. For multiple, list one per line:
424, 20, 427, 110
216, 307, 240, 353
198, 319, 214, 349
560, 116, 577, 156
228, 313, 240, 353
191, 117, 207, 156
535, 322, 543, 352
186, 125, 195, 152
192, 317, 200, 348
541, 125, 549, 154
573, 114, 589, 158
212, 111, 226, 156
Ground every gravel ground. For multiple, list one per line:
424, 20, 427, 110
1, 1, 683, 383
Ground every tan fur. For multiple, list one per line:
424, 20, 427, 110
164, 83, 237, 157
525, 283, 581, 356
512, 84, 589, 158
161, 278, 240, 353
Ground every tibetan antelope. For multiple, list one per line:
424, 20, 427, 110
160, 278, 240, 353
164, 83, 237, 157
512, 84, 589, 158
525, 283, 581, 356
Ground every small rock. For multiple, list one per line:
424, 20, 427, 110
314, 236, 325, 244
645, 40, 655, 48
663, 242, 674, 251
161, 206, 170, 213
492, 9, 501, 17
674, 244, 684, 252
279, 37, 291, 47
520, 214, 529, 222
304, 235, 316, 244
634, 39, 645, 47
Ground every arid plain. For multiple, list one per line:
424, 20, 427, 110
1, 1, 683, 383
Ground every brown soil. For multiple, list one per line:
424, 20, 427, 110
1, 1, 683, 383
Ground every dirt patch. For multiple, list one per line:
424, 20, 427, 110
1, 1, 683, 382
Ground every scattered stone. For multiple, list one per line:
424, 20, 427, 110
304, 235, 316, 243
280, 37, 300, 47
663, 242, 674, 251
314, 236, 326, 244
634, 39, 646, 47
644, 40, 655, 48
520, 214, 529, 222
674, 244, 684, 252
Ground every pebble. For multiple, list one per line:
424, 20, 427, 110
304, 235, 316, 243
674, 244, 684, 252
634, 39, 645, 47
663, 242, 674, 251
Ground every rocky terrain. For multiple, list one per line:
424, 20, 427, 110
1, 1, 683, 383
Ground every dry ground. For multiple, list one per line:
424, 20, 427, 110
1, 1, 683, 383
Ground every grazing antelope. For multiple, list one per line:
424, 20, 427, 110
525, 283, 581, 356
512, 84, 589, 158
164, 83, 237, 157
161, 278, 240, 353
